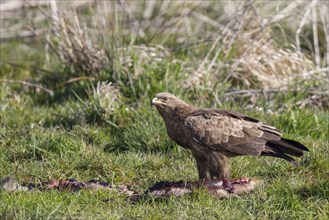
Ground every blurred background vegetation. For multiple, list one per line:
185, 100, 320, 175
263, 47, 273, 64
1, 0, 328, 105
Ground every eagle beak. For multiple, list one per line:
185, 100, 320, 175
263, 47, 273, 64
151, 97, 165, 106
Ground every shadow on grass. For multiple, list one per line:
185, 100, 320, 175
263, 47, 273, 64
297, 181, 329, 200
31, 80, 90, 105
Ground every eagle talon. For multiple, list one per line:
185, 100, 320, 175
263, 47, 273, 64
222, 179, 234, 193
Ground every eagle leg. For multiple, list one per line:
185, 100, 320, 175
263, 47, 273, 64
193, 154, 211, 179
193, 152, 231, 180
209, 153, 231, 179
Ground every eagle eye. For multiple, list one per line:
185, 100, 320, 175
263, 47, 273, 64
161, 97, 167, 102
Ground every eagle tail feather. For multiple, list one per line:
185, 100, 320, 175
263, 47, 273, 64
262, 138, 308, 166
261, 151, 299, 166
281, 138, 309, 151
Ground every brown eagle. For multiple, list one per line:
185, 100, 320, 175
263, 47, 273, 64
151, 92, 309, 180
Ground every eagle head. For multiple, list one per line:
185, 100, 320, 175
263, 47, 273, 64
151, 92, 178, 110
151, 92, 193, 117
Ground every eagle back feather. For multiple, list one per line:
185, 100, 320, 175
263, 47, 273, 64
184, 109, 282, 156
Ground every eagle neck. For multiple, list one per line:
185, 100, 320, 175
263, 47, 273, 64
159, 103, 194, 147
173, 103, 195, 120
161, 104, 194, 133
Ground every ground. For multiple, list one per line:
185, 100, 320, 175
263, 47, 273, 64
0, 1, 328, 219
0, 92, 328, 219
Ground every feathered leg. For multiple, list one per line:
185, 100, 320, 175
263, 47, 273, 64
191, 152, 255, 195
193, 153, 231, 180
208, 153, 231, 179
193, 154, 211, 179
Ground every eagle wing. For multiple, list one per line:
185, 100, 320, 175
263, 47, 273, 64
184, 109, 282, 156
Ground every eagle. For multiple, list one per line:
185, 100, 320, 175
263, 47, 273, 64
151, 92, 309, 180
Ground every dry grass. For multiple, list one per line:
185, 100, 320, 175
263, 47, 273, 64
93, 81, 121, 118
47, 14, 111, 75
1, 0, 328, 102
1, 1, 327, 89
117, 45, 170, 78
229, 25, 315, 89
184, 1, 328, 89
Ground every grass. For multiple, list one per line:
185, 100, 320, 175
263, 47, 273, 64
0, 86, 328, 219
1, 1, 328, 219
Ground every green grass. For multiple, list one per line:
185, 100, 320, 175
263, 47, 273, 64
0, 86, 328, 219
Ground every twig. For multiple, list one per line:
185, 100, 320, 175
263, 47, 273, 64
0, 0, 50, 12
312, 1, 321, 69
119, 0, 145, 38
50, 0, 58, 23
286, 67, 329, 78
183, 14, 193, 37
222, 87, 327, 98
266, 1, 305, 25
319, 3, 329, 75
296, 1, 315, 53
222, 67, 328, 99
168, 36, 214, 52
0, 29, 45, 41
143, 0, 156, 20
0, 58, 58, 75
62, 76, 95, 85
191, 11, 226, 30
209, 0, 254, 72
0, 79, 54, 96
213, 0, 254, 73
223, 88, 293, 97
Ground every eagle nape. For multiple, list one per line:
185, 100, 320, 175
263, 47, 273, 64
151, 92, 309, 184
